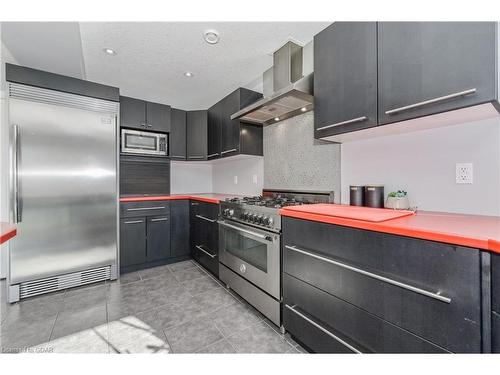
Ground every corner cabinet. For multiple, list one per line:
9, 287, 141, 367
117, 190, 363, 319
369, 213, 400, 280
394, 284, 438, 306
207, 88, 263, 160
377, 22, 497, 125
170, 108, 187, 160
120, 95, 171, 132
314, 22, 378, 139
186, 110, 208, 161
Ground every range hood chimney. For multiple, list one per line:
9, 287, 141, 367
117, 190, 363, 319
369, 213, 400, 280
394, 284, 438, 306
231, 41, 314, 125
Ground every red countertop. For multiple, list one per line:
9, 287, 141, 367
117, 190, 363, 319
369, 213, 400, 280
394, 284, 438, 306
119, 193, 241, 204
279, 204, 500, 254
0, 222, 16, 245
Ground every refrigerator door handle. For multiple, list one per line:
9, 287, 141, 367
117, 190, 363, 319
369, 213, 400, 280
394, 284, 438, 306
12, 124, 21, 223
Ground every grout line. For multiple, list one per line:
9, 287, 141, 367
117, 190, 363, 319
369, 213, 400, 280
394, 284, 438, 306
48, 311, 59, 342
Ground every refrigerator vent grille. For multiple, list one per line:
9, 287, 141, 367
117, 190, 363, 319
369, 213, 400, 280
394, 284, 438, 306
19, 266, 111, 299
9, 83, 119, 113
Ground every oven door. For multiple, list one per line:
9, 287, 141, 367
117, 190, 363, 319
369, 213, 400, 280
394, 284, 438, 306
121, 129, 165, 156
218, 220, 280, 299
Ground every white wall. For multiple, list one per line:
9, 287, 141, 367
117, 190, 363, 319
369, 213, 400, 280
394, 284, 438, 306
212, 155, 263, 196
170, 161, 213, 194
341, 117, 500, 216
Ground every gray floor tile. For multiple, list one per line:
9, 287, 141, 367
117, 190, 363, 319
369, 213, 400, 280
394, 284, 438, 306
107, 311, 171, 354
196, 339, 236, 354
106, 280, 148, 303
51, 304, 107, 340
62, 284, 107, 313
191, 288, 240, 313
139, 265, 172, 280
107, 293, 158, 321
209, 301, 262, 337
147, 283, 193, 308
114, 271, 142, 285
171, 267, 206, 283
0, 315, 56, 351
227, 321, 294, 353
164, 319, 223, 353
141, 272, 179, 292
154, 298, 205, 330
168, 260, 197, 272
43, 324, 109, 353
182, 274, 221, 296
3, 292, 64, 323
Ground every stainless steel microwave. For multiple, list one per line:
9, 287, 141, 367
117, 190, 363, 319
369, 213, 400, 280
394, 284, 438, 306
121, 129, 168, 156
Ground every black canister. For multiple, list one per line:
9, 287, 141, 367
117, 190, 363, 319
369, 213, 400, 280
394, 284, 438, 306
364, 185, 384, 208
349, 186, 365, 206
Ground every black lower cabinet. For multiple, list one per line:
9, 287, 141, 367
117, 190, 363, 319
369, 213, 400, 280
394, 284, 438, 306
170, 200, 190, 257
120, 218, 147, 269
190, 201, 219, 276
146, 216, 171, 262
493, 311, 500, 353
283, 273, 447, 353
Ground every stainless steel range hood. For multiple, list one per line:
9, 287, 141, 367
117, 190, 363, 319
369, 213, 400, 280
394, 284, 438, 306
231, 41, 314, 126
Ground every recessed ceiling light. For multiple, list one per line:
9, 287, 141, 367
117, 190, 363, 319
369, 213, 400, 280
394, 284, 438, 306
301, 107, 307, 112
184, 71, 194, 78
204, 29, 220, 44
103, 48, 117, 55
274, 117, 280, 122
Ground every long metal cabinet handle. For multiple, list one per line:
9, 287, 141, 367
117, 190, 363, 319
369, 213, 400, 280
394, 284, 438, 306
385, 88, 477, 115
150, 217, 168, 222
196, 245, 217, 258
285, 304, 362, 353
221, 148, 237, 155
196, 214, 217, 223
316, 116, 368, 131
12, 124, 20, 223
188, 156, 205, 159
124, 220, 143, 224
170, 155, 186, 158
126, 206, 166, 211
218, 220, 270, 241
207, 153, 219, 158
285, 245, 451, 304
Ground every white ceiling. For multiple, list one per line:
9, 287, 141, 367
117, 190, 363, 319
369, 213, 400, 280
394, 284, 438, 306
1, 22, 330, 109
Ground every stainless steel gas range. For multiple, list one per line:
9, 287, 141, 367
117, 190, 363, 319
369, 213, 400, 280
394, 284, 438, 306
218, 189, 334, 328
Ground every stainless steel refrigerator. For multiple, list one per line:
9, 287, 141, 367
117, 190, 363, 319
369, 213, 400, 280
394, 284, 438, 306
7, 83, 119, 303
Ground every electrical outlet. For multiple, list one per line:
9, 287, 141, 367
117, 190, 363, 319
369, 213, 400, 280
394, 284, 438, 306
252, 174, 258, 184
233, 175, 238, 184
456, 163, 473, 184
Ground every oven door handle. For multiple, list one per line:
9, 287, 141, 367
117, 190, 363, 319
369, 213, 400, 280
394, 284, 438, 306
218, 220, 273, 242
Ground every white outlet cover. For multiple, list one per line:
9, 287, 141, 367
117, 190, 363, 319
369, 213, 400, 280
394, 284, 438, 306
456, 163, 473, 184
252, 174, 258, 184
233, 175, 238, 184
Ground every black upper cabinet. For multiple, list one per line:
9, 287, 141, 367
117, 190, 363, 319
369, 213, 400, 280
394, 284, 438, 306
146, 101, 171, 132
377, 22, 496, 125
208, 87, 263, 159
170, 108, 187, 160
120, 96, 147, 130
186, 110, 208, 160
314, 22, 378, 138
120, 96, 171, 132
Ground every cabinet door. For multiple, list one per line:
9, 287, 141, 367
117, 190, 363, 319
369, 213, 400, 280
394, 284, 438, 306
378, 22, 496, 125
190, 201, 201, 260
146, 216, 171, 262
120, 96, 147, 130
120, 218, 146, 268
207, 105, 221, 159
170, 108, 187, 160
314, 22, 378, 138
170, 200, 190, 257
186, 110, 207, 161
146, 101, 171, 133
220, 93, 240, 157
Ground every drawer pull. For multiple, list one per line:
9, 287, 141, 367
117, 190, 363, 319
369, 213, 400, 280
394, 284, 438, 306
127, 206, 166, 211
188, 156, 205, 159
316, 116, 368, 131
124, 220, 143, 224
221, 148, 237, 155
285, 245, 452, 304
207, 153, 220, 158
385, 88, 476, 115
196, 214, 217, 223
196, 245, 217, 258
150, 217, 168, 222
285, 304, 362, 354
170, 155, 186, 159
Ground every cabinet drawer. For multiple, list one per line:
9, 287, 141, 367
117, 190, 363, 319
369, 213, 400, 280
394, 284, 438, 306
492, 254, 500, 313
282, 217, 481, 353
195, 244, 219, 277
120, 201, 170, 218
283, 273, 448, 353
493, 311, 500, 354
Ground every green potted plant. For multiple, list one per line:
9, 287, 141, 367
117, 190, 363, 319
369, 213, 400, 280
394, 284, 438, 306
385, 190, 410, 210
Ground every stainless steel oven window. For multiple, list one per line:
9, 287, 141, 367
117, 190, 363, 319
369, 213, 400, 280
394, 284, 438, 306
223, 230, 268, 272
124, 132, 157, 150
